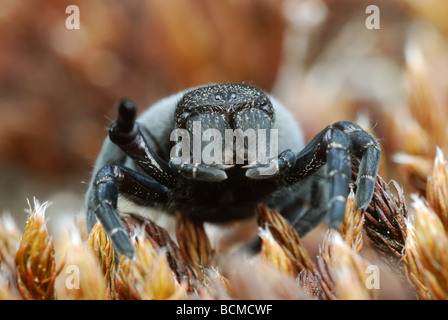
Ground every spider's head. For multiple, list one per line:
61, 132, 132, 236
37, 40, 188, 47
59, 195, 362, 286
175, 83, 275, 131
173, 83, 276, 165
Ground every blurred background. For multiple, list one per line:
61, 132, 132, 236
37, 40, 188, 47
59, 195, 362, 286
0, 0, 447, 236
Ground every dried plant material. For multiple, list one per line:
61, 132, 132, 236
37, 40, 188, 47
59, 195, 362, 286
339, 188, 364, 252
189, 266, 232, 300
204, 267, 232, 298
175, 213, 214, 281
259, 226, 296, 277
115, 238, 157, 300
0, 275, 20, 300
121, 214, 195, 289
426, 147, 448, 231
320, 231, 373, 300
402, 219, 429, 299
353, 161, 408, 271
223, 256, 307, 300
403, 195, 448, 299
115, 238, 186, 300
114, 255, 133, 300
297, 269, 322, 299
404, 0, 448, 34
386, 33, 448, 193
73, 215, 89, 243
404, 40, 448, 152
55, 230, 105, 300
0, 213, 21, 261
316, 234, 337, 300
14, 200, 58, 300
87, 222, 115, 300
0, 213, 21, 275
257, 205, 316, 275
393, 153, 433, 191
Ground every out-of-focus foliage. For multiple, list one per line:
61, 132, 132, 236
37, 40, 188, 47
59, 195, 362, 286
0, 0, 285, 176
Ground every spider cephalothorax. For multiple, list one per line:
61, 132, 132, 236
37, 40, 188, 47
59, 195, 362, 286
86, 83, 380, 257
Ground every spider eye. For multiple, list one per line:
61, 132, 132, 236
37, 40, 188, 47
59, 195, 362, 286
215, 94, 222, 101
230, 93, 237, 100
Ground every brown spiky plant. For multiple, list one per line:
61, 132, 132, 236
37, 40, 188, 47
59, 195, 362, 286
87, 223, 116, 299
14, 200, 61, 300
403, 150, 448, 299
1, 148, 448, 300
55, 228, 106, 300
115, 236, 186, 300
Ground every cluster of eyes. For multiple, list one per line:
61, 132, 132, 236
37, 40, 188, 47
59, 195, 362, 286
214, 93, 237, 101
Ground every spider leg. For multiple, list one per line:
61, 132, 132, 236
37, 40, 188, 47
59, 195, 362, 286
87, 164, 170, 257
296, 122, 380, 227
334, 122, 381, 209
168, 157, 230, 182
108, 98, 176, 188
247, 121, 380, 229
244, 175, 328, 254
282, 174, 329, 236
323, 127, 352, 227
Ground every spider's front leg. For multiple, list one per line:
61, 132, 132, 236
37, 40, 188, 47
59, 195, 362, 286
247, 121, 381, 228
168, 158, 230, 182
87, 99, 176, 257
108, 98, 176, 188
87, 165, 170, 257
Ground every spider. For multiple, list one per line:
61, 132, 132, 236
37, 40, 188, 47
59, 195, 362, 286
86, 83, 380, 257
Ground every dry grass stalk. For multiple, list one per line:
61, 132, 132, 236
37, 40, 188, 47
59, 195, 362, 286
353, 162, 408, 271
389, 35, 448, 193
403, 195, 448, 299
121, 214, 195, 289
0, 213, 21, 269
426, 147, 448, 231
115, 237, 185, 300
297, 269, 322, 299
257, 205, 316, 275
0, 275, 20, 300
56, 230, 106, 300
258, 226, 296, 277
404, 41, 448, 153
114, 255, 134, 299
175, 213, 214, 282
174, 213, 233, 298
87, 222, 115, 300
223, 256, 307, 300
14, 200, 59, 300
393, 153, 433, 192
0, 213, 22, 293
338, 188, 364, 252
318, 231, 374, 300
402, 218, 428, 299
203, 267, 232, 298
256, 206, 328, 298
315, 235, 337, 300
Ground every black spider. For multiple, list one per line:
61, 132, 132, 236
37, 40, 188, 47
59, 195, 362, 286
86, 83, 381, 257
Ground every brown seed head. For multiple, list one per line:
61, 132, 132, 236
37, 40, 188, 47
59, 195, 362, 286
14, 200, 58, 300
87, 222, 115, 299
